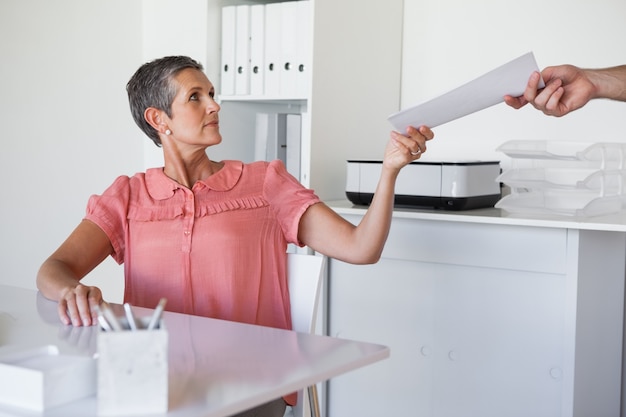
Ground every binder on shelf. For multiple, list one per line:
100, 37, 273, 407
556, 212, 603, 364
249, 4, 265, 96
234, 4, 251, 95
220, 5, 236, 96
254, 113, 270, 161
263, 2, 281, 97
222, 1, 312, 99
255, 113, 286, 164
285, 113, 302, 180
295, 1, 311, 98
254, 112, 302, 181
279, 1, 298, 97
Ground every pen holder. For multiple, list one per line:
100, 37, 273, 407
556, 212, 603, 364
97, 318, 168, 416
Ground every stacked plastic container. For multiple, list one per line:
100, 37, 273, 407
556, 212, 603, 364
495, 140, 626, 217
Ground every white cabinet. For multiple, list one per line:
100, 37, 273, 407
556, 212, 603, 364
327, 210, 626, 417
213, 0, 404, 201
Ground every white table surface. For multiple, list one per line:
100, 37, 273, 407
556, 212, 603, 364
0, 285, 389, 417
326, 199, 626, 232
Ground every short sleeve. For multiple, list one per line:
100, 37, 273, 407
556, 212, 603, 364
263, 160, 320, 245
84, 175, 131, 264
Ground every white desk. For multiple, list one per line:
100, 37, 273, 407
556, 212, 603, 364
0, 285, 389, 417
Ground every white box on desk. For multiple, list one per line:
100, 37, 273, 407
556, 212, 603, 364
0, 344, 96, 411
97, 318, 168, 416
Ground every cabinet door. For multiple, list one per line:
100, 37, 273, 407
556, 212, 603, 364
328, 259, 437, 417
328, 258, 566, 417
327, 216, 570, 417
429, 263, 565, 417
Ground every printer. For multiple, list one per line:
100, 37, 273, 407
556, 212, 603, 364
346, 160, 502, 210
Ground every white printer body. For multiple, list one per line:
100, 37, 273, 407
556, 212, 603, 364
346, 160, 501, 210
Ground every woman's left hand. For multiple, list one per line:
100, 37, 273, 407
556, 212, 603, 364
385, 125, 434, 170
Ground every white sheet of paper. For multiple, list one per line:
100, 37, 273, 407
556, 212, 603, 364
388, 51, 545, 132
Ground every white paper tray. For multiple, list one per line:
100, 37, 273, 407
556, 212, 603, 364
497, 140, 626, 165
0, 345, 96, 411
495, 190, 625, 217
497, 168, 626, 192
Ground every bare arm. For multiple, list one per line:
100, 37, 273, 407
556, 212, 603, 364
588, 65, 626, 102
36, 219, 113, 326
298, 125, 434, 264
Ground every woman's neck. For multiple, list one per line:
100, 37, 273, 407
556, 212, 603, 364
162, 148, 222, 188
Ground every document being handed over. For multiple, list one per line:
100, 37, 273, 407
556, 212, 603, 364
388, 52, 545, 132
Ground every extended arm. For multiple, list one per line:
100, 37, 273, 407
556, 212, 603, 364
36, 219, 113, 326
298, 125, 434, 264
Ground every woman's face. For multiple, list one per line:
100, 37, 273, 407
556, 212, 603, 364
165, 68, 222, 148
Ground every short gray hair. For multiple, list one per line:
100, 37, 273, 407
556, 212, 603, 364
126, 56, 204, 147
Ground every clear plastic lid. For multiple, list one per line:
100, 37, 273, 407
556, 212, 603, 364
497, 168, 626, 192
497, 140, 626, 168
495, 190, 625, 217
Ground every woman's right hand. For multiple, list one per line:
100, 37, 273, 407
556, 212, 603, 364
37, 219, 114, 326
386, 125, 434, 171
58, 283, 103, 326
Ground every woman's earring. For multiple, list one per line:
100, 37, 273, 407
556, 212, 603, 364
165, 129, 172, 135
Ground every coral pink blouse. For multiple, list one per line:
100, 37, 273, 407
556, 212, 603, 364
85, 160, 320, 331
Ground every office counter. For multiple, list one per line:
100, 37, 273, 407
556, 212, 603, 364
328, 199, 626, 232
0, 285, 388, 417
325, 200, 626, 417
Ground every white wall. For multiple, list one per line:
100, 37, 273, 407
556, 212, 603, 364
401, 0, 626, 167
2, 0, 626, 299
0, 1, 146, 300
0, 1, 219, 301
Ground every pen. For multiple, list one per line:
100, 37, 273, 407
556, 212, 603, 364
94, 304, 113, 332
147, 298, 167, 330
123, 303, 139, 331
99, 302, 123, 332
